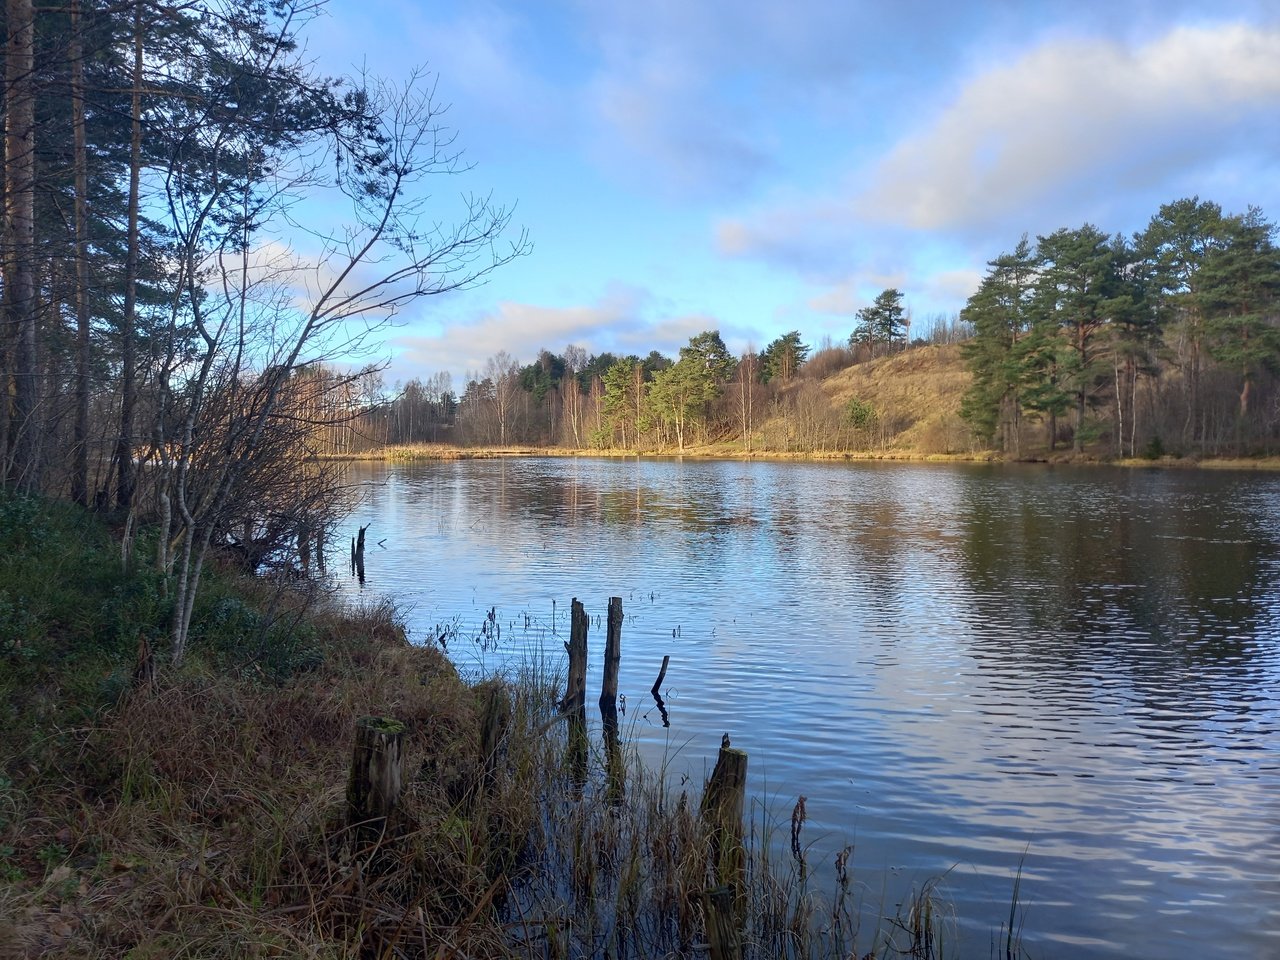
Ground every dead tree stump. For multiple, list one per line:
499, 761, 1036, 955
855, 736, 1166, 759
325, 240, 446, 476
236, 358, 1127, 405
702, 885, 742, 960
562, 599, 589, 792
560, 598, 588, 712
347, 716, 405, 848
701, 734, 748, 893
479, 684, 510, 801
600, 596, 622, 715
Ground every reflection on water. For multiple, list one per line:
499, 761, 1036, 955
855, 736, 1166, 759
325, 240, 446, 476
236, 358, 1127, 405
337, 458, 1280, 960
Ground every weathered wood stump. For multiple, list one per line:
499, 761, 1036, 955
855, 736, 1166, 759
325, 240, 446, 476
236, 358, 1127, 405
702, 884, 742, 960
354, 525, 368, 583
701, 734, 748, 892
347, 716, 405, 848
597, 597, 625, 802
560, 598, 588, 712
479, 683, 510, 801
563, 599, 589, 791
600, 596, 622, 714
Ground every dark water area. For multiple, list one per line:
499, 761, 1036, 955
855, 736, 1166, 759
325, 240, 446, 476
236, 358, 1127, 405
335, 457, 1280, 959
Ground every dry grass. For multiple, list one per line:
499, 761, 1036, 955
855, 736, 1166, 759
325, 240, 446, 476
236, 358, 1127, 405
0, 494, 1026, 958
325, 445, 644, 463
0, 580, 996, 960
816, 344, 975, 455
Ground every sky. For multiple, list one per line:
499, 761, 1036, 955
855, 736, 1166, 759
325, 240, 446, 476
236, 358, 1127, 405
303, 0, 1280, 388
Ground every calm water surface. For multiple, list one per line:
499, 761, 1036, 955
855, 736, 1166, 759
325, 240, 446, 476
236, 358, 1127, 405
336, 458, 1280, 959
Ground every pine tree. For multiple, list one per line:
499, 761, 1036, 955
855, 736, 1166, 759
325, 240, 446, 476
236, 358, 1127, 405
1200, 207, 1280, 424
959, 237, 1036, 453
1034, 225, 1123, 453
850, 288, 906, 353
760, 330, 809, 383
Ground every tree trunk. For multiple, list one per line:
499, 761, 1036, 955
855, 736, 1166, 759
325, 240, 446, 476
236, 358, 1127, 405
115, 2, 144, 510
5, 0, 38, 490
71, 0, 92, 506
1113, 355, 1123, 459
1130, 361, 1139, 458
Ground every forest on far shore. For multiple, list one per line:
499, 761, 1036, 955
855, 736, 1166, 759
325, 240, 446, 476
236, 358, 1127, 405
327, 196, 1280, 460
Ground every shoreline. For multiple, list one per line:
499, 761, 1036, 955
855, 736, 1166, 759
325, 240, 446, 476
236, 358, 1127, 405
324, 443, 1280, 471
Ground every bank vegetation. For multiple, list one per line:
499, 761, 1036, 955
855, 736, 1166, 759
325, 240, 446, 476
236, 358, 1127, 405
0, 494, 1026, 959
331, 197, 1280, 465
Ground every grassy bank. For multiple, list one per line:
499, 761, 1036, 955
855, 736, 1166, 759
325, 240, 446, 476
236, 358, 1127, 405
337, 345, 1280, 469
0, 494, 1026, 958
334, 440, 1280, 472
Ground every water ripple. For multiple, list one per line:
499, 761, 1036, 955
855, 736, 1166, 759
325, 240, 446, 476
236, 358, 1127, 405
339, 458, 1280, 960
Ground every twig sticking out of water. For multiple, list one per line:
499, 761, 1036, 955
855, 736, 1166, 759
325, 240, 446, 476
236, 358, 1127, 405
651, 655, 670, 696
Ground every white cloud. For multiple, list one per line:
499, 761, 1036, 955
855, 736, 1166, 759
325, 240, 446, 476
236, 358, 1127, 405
922, 269, 984, 305
392, 288, 640, 379
713, 19, 1280, 324
715, 201, 864, 278
859, 23, 1280, 231
573, 0, 914, 199
387, 286, 751, 383
806, 268, 910, 316
807, 281, 862, 316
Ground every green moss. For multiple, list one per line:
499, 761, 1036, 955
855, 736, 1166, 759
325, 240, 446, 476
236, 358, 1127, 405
359, 715, 406, 734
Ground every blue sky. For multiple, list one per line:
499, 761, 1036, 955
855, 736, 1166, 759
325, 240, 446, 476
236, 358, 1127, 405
304, 0, 1280, 387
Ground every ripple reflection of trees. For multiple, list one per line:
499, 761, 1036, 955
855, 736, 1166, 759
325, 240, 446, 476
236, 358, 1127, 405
954, 468, 1276, 683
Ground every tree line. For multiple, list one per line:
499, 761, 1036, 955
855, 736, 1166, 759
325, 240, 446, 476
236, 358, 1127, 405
357, 306, 971, 455
0, 0, 525, 662
960, 198, 1280, 457
367, 195, 1280, 463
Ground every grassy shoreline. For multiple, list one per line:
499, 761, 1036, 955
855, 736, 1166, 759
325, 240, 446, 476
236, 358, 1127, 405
1, 493, 1029, 958
329, 442, 1280, 471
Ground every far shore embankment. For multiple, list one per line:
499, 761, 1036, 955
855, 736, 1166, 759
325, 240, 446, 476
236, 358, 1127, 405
324, 443, 1280, 471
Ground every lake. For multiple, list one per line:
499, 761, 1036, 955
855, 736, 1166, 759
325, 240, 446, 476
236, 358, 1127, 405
335, 457, 1280, 959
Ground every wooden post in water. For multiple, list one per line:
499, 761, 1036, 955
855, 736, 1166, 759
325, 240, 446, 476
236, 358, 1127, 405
600, 596, 625, 802
561, 598, 588, 712
347, 716, 405, 848
563, 599, 589, 791
702, 885, 742, 960
701, 734, 748, 894
600, 596, 622, 714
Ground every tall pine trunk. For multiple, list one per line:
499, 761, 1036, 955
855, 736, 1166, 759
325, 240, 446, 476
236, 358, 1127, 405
5, 0, 38, 489
115, 1, 143, 509
71, 0, 92, 505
